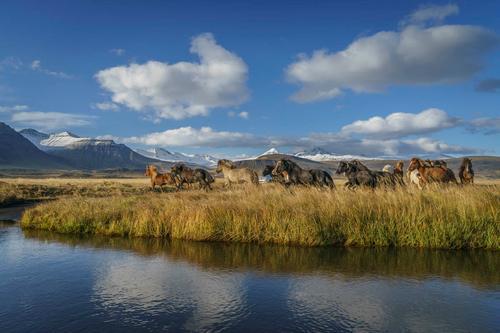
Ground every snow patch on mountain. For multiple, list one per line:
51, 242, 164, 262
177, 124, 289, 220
259, 148, 280, 156
19, 128, 49, 149
135, 148, 217, 167
294, 147, 379, 161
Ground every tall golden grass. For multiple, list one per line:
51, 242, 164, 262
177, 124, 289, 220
21, 184, 499, 249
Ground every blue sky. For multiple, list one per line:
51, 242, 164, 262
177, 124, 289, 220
0, 0, 499, 157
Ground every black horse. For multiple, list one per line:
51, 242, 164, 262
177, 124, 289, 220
336, 161, 377, 189
263, 165, 286, 183
350, 160, 403, 187
170, 164, 214, 191
272, 159, 314, 186
309, 169, 336, 188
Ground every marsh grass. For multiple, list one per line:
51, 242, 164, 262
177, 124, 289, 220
21, 184, 500, 249
0, 180, 152, 207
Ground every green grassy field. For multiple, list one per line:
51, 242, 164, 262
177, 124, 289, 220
20, 183, 500, 249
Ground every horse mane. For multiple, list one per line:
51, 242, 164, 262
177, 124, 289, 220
218, 159, 236, 169
351, 160, 370, 171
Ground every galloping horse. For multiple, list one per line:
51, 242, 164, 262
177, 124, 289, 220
336, 161, 377, 189
170, 164, 214, 191
216, 159, 259, 186
458, 157, 474, 184
145, 165, 177, 191
351, 160, 403, 187
407, 158, 457, 186
272, 159, 314, 186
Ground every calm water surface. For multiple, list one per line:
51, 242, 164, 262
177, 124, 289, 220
0, 208, 499, 332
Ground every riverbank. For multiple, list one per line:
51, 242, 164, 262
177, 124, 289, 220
21, 184, 500, 249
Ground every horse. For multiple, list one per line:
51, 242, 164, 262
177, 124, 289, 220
170, 164, 214, 191
351, 160, 402, 187
394, 161, 404, 178
408, 169, 423, 190
407, 158, 458, 186
458, 157, 474, 184
336, 161, 377, 189
216, 159, 259, 186
394, 160, 405, 184
145, 165, 177, 191
425, 159, 448, 168
263, 165, 286, 183
309, 169, 336, 188
272, 159, 314, 186
382, 164, 394, 173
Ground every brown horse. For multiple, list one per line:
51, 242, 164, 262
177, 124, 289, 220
145, 165, 176, 191
170, 164, 214, 191
458, 157, 474, 184
272, 159, 314, 186
216, 159, 259, 186
408, 158, 457, 186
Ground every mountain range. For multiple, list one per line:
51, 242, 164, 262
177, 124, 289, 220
0, 122, 498, 179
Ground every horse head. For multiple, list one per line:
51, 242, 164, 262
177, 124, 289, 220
272, 159, 289, 176
336, 161, 349, 174
216, 159, 234, 173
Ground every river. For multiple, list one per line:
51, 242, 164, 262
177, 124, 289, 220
0, 206, 498, 332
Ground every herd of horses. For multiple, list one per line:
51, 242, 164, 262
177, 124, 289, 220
145, 157, 475, 191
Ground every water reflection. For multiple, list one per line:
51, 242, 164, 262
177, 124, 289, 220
23, 230, 500, 289
0, 227, 497, 332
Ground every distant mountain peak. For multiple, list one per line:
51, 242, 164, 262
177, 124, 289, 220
260, 148, 280, 156
135, 147, 218, 167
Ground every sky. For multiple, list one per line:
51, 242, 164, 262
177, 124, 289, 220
0, 0, 499, 158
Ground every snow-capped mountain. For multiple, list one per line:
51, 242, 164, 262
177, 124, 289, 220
294, 147, 379, 161
20, 130, 114, 150
259, 148, 280, 156
135, 148, 218, 167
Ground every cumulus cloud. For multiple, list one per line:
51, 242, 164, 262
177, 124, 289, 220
31, 60, 72, 79
11, 111, 95, 130
123, 126, 271, 148
286, 8, 498, 102
404, 4, 459, 25
96, 33, 249, 120
475, 78, 500, 93
341, 108, 459, 138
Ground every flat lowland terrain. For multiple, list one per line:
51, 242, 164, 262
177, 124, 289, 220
16, 178, 500, 250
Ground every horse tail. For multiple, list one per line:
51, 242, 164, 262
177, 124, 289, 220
206, 171, 215, 183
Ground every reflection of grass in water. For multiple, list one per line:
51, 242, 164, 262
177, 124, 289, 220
22, 229, 500, 289
21, 184, 499, 249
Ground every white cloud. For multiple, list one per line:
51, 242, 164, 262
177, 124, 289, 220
341, 108, 459, 138
0, 104, 29, 113
92, 102, 120, 111
31, 60, 72, 79
124, 126, 270, 148
467, 117, 500, 135
96, 33, 249, 120
228, 111, 249, 119
109, 48, 125, 56
286, 8, 498, 102
402, 137, 477, 154
11, 111, 95, 130
405, 4, 459, 25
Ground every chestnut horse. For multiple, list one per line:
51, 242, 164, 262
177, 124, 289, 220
458, 157, 474, 184
145, 165, 176, 191
407, 158, 457, 186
